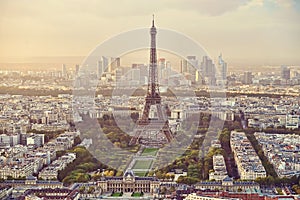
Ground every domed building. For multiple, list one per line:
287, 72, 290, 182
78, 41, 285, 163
97, 170, 160, 194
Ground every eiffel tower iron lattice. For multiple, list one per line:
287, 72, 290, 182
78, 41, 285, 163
129, 16, 174, 147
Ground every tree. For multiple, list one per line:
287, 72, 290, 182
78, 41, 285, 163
56, 150, 66, 158
77, 173, 90, 182
155, 171, 164, 179
170, 186, 176, 193
108, 170, 115, 176
165, 173, 171, 180
114, 142, 121, 147
177, 176, 198, 185
292, 185, 300, 194
188, 164, 200, 179
74, 136, 82, 146
79, 186, 85, 193
103, 170, 110, 176
92, 174, 102, 181
148, 171, 154, 176
88, 186, 95, 194
116, 171, 123, 176
160, 187, 167, 194
170, 174, 175, 181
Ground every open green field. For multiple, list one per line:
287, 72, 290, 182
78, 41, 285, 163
132, 160, 153, 169
141, 148, 158, 156
134, 171, 148, 177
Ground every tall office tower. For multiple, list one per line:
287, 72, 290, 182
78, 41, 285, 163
281, 65, 290, 80
110, 57, 121, 72
195, 70, 202, 83
186, 55, 198, 75
130, 16, 173, 147
97, 60, 103, 78
243, 71, 253, 84
218, 53, 227, 80
75, 64, 80, 75
115, 68, 123, 87
161, 61, 171, 85
158, 58, 166, 80
201, 56, 212, 76
132, 64, 146, 83
201, 56, 216, 85
62, 64, 67, 77
101, 56, 109, 72
180, 59, 188, 73
116, 57, 121, 68
116, 68, 122, 78
131, 68, 141, 82
139, 64, 148, 84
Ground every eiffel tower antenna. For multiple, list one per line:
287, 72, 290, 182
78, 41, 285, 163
152, 14, 155, 26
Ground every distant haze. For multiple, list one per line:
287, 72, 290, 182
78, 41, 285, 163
0, 0, 300, 68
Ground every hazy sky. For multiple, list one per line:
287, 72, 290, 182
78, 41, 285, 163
0, 0, 299, 66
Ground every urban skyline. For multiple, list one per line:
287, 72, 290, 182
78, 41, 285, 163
0, 1, 300, 199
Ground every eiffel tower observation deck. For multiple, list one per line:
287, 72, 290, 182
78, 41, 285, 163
129, 16, 174, 147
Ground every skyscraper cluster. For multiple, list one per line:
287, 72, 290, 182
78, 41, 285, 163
96, 56, 120, 78
179, 54, 228, 86
201, 56, 216, 85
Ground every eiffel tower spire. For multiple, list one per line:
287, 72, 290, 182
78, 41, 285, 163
149, 14, 159, 98
152, 14, 155, 27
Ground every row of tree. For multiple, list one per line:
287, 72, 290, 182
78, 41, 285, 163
244, 129, 278, 178
57, 146, 109, 185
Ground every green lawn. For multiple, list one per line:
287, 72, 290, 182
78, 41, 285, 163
132, 160, 153, 169
141, 148, 158, 156
134, 171, 148, 177
131, 192, 144, 197
111, 192, 123, 197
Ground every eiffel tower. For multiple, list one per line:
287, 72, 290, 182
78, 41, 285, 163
129, 16, 173, 147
